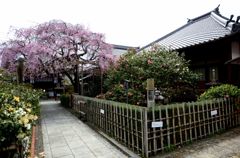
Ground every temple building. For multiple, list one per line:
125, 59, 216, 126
138, 6, 240, 89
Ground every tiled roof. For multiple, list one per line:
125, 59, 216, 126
138, 7, 239, 51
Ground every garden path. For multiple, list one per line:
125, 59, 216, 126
40, 100, 128, 158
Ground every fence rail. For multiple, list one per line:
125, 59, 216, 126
72, 95, 146, 156
71, 95, 240, 157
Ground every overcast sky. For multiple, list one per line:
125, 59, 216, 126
0, 0, 239, 47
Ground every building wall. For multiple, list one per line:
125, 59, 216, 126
178, 36, 240, 88
112, 48, 128, 57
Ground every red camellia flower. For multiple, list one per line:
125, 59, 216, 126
147, 59, 153, 64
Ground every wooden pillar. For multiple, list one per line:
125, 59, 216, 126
227, 64, 232, 84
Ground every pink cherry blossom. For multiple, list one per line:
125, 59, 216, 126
0, 20, 114, 92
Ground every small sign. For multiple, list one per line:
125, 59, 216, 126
100, 109, 104, 114
152, 121, 163, 128
147, 79, 155, 90
211, 110, 218, 116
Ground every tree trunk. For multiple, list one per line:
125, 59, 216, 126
74, 65, 80, 94
17, 60, 24, 84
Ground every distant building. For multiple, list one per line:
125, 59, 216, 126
138, 6, 240, 88
112, 44, 139, 57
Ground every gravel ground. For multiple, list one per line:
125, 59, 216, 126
155, 127, 240, 158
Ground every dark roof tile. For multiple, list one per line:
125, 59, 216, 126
138, 8, 236, 51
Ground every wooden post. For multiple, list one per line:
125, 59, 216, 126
131, 107, 134, 150
143, 108, 149, 158
166, 106, 170, 147
177, 105, 183, 144
192, 103, 197, 140
183, 104, 187, 142
152, 107, 157, 154
188, 103, 192, 141
160, 107, 164, 151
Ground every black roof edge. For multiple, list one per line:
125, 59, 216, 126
225, 56, 240, 64
137, 6, 231, 52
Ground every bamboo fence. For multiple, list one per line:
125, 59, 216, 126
72, 95, 240, 158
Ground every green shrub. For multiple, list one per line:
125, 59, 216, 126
104, 45, 199, 105
0, 93, 38, 156
60, 94, 70, 107
198, 84, 240, 101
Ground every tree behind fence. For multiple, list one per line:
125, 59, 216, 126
72, 95, 240, 158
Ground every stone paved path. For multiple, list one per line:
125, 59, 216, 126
41, 100, 128, 158
155, 127, 240, 158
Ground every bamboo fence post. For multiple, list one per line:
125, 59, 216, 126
215, 100, 219, 132
192, 103, 197, 140
177, 105, 183, 144
228, 98, 231, 127
210, 100, 214, 134
127, 107, 130, 148
188, 103, 192, 141
140, 108, 144, 154
131, 107, 134, 150
117, 106, 120, 140
166, 106, 170, 147
201, 102, 206, 137
123, 106, 127, 145
135, 108, 139, 152
114, 105, 117, 139
183, 104, 187, 142
206, 101, 211, 135
152, 107, 157, 154
172, 106, 176, 145
197, 103, 201, 138
222, 99, 226, 129
230, 98, 235, 127
218, 100, 222, 130
143, 108, 149, 158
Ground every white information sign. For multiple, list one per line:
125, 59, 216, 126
100, 109, 105, 114
211, 110, 218, 116
151, 121, 163, 128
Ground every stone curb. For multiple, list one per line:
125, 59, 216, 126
96, 130, 141, 158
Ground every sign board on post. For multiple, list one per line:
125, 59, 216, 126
100, 109, 104, 114
151, 121, 163, 128
211, 110, 218, 116
147, 79, 154, 90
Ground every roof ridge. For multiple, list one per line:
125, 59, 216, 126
138, 6, 231, 52
187, 5, 225, 23
188, 12, 212, 23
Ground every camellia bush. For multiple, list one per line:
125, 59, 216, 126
198, 84, 240, 101
103, 45, 199, 105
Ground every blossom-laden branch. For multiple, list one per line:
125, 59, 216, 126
0, 20, 115, 78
